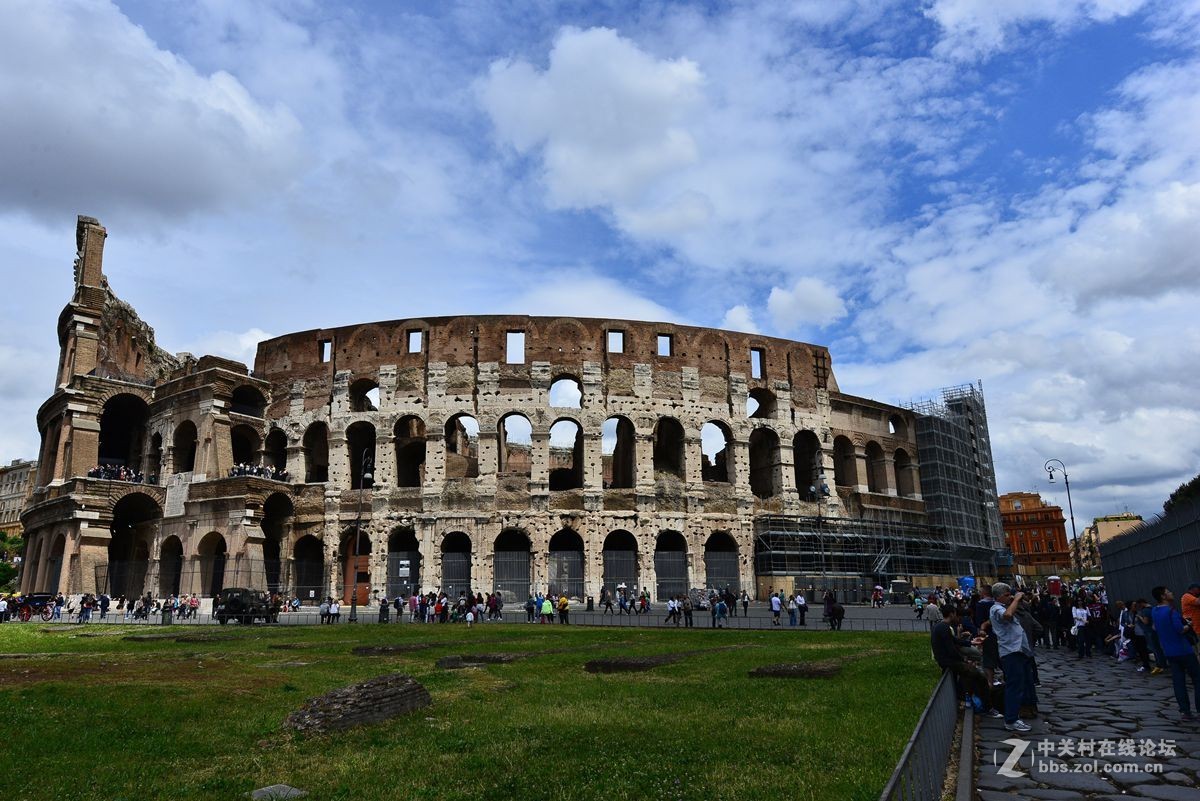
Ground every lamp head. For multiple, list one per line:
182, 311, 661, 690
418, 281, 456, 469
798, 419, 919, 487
363, 471, 374, 483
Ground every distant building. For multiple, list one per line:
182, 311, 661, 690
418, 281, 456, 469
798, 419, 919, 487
999, 491, 1071, 575
1, 458, 37, 559
1080, 512, 1144, 573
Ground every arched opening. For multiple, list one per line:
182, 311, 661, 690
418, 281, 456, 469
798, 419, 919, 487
444, 414, 480, 479
888, 414, 908, 439
602, 530, 639, 596
230, 423, 261, 467
498, 413, 533, 477
548, 419, 583, 491
704, 532, 739, 592
833, 436, 856, 488
44, 534, 66, 593
793, 430, 822, 498
292, 535, 325, 604
37, 417, 62, 485
441, 532, 472, 595
394, 416, 426, 487
264, 428, 287, 472
493, 529, 530, 603
346, 421, 376, 488
197, 531, 228, 597
302, 422, 329, 483
158, 536, 183, 597
98, 394, 149, 471
548, 529, 584, 598
387, 528, 422, 598
261, 493, 293, 594
866, 441, 887, 494
701, 421, 733, 483
654, 531, 688, 600
601, 416, 635, 489
107, 492, 160, 598
230, 386, 267, 417
148, 432, 163, 483
548, 375, 583, 408
338, 528, 371, 605
747, 388, 776, 419
653, 417, 685, 478
349, 378, 380, 412
894, 448, 916, 497
173, 420, 198, 474
748, 427, 782, 499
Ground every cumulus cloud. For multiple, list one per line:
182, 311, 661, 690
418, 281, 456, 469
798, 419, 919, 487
767, 278, 848, 332
184, 328, 273, 367
480, 27, 702, 209
720, 304, 760, 334
0, 0, 302, 224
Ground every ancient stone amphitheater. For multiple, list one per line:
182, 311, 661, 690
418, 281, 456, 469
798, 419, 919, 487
21, 217, 983, 606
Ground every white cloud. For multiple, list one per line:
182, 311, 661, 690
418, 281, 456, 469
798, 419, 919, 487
766, 278, 848, 332
926, 0, 1149, 60
480, 27, 702, 210
0, 0, 302, 224
185, 328, 273, 367
720, 304, 760, 334
505, 273, 680, 323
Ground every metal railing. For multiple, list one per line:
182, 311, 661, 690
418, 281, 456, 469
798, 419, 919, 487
879, 669, 960, 801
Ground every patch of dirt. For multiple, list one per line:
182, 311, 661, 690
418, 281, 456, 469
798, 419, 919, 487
352, 643, 435, 656
0, 654, 239, 687
436, 653, 524, 669
285, 673, 431, 734
748, 660, 842, 679
584, 654, 686, 673
267, 643, 314, 651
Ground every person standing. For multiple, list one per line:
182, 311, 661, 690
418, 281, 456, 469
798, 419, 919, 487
796, 592, 807, 626
98, 593, 110, 621
557, 594, 570, 625
787, 595, 798, 627
1072, 599, 1091, 658
989, 582, 1036, 733
1152, 586, 1200, 720
740, 590, 749, 617
682, 595, 694, 628
770, 592, 783, 626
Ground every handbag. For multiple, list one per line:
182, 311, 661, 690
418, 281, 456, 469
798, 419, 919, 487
1070, 624, 1080, 636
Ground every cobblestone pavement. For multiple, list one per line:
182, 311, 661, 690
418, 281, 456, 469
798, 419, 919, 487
975, 646, 1200, 800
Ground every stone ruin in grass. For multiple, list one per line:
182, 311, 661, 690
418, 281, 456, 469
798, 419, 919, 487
284, 673, 431, 734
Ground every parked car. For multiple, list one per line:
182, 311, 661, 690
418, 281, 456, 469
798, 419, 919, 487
214, 588, 271, 624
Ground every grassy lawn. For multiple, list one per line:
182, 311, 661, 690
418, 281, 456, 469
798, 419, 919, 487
0, 623, 935, 801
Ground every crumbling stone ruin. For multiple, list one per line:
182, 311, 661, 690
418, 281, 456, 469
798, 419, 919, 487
20, 216, 989, 605
284, 673, 431, 733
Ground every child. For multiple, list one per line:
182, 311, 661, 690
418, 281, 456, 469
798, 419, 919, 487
465, 609, 475, 628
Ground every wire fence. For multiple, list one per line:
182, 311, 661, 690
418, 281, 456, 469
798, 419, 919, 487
878, 670, 960, 801
23, 605, 938, 632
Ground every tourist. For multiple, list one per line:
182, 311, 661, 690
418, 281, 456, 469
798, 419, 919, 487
664, 596, 678, 626
715, 596, 728, 628
770, 592, 783, 626
822, 589, 835, 623
795, 592, 807, 626
1151, 585, 1200, 720
557, 594, 570, 624
682, 595, 694, 627
1072, 599, 1091, 658
98, 592, 110, 621
989, 582, 1037, 733
931, 605, 1002, 719
465, 607, 475, 628
787, 594, 798, 627
828, 602, 844, 631
1182, 582, 1200, 651
914, 594, 926, 619
601, 588, 614, 615
740, 589, 749, 616
318, 598, 330, 624
329, 598, 341, 623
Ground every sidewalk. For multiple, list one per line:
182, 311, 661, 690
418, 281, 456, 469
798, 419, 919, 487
975, 647, 1200, 799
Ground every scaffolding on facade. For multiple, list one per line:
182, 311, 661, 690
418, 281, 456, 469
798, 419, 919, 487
906, 382, 1006, 555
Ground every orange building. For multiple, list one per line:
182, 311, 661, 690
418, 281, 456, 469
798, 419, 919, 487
999, 492, 1071, 575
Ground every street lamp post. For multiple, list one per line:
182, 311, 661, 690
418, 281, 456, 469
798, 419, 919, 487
348, 453, 374, 624
809, 471, 831, 591
1044, 458, 1082, 579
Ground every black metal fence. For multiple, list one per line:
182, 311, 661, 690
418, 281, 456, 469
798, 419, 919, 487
878, 670, 959, 801
1100, 502, 1200, 602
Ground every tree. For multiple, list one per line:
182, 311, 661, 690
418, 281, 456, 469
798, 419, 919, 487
1164, 472, 1200, 516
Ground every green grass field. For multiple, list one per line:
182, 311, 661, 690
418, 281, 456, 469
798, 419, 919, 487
0, 623, 935, 801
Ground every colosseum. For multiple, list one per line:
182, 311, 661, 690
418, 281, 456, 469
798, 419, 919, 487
19, 216, 1003, 607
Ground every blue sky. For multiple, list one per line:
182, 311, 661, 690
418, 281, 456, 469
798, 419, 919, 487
2, 0, 1199, 531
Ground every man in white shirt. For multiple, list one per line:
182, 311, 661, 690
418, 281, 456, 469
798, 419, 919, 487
770, 592, 783, 625
796, 593, 807, 626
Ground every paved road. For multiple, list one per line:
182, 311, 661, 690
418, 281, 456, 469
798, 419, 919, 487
975, 647, 1200, 799
30, 602, 938, 632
